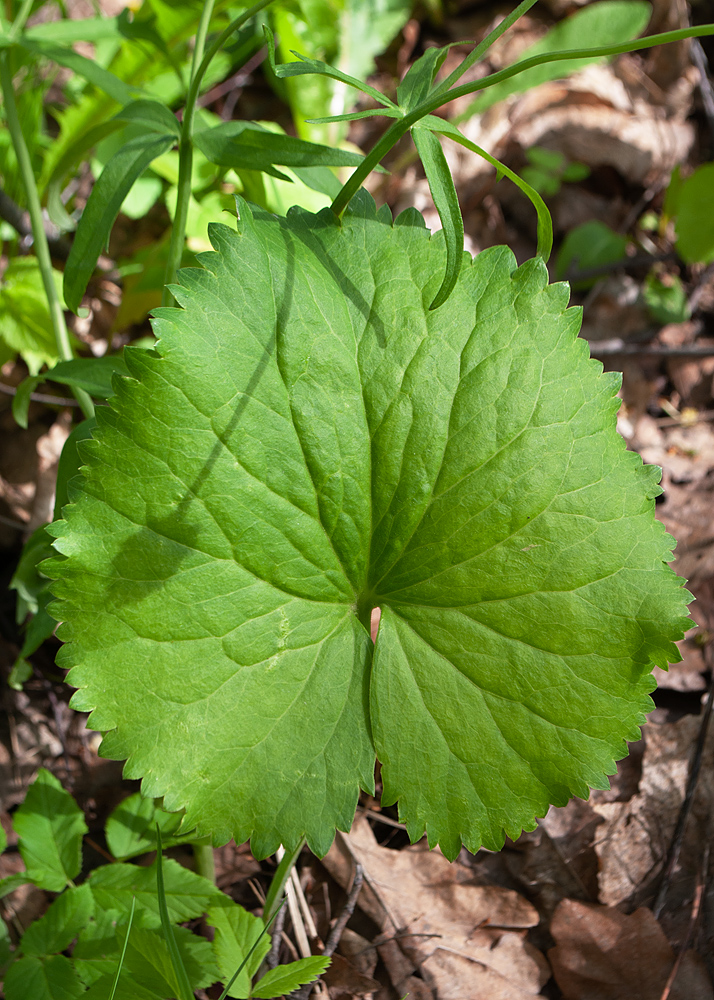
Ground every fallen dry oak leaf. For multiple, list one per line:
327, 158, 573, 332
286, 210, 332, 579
548, 899, 713, 1000
591, 716, 714, 913
323, 815, 549, 999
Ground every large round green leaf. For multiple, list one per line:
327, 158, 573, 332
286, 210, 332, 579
47, 192, 690, 859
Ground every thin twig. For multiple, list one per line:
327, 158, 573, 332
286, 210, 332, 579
267, 896, 287, 969
659, 844, 709, 1000
692, 39, 714, 141
289, 865, 364, 1000
688, 261, 714, 313
564, 252, 674, 285
0, 186, 72, 260
653, 650, 714, 919
588, 340, 714, 359
0, 381, 80, 407
324, 864, 363, 958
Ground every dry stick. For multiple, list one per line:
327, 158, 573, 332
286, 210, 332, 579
653, 650, 714, 920
0, 185, 72, 260
692, 39, 714, 140
659, 844, 710, 1000
588, 342, 714, 359
0, 382, 80, 407
323, 863, 363, 958
266, 896, 287, 970
289, 865, 364, 1000
688, 261, 714, 313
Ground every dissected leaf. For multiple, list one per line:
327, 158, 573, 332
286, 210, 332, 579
21, 883, 94, 958
113, 99, 181, 137
397, 47, 448, 112
251, 956, 331, 998
411, 126, 464, 309
64, 132, 175, 312
48, 192, 690, 860
13, 769, 87, 891
207, 899, 270, 998
89, 859, 220, 926
4, 954, 85, 1000
193, 121, 368, 176
470, 1, 651, 113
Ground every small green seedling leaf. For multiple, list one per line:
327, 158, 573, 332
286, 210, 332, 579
64, 132, 175, 313
250, 956, 330, 998
672, 162, 714, 264
643, 271, 690, 325
113, 100, 181, 138
21, 883, 94, 957
13, 769, 87, 891
48, 192, 690, 861
411, 126, 464, 309
555, 220, 628, 287
4, 954, 85, 1000
397, 46, 448, 111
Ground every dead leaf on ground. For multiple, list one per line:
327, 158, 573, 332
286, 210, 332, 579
323, 816, 548, 999
549, 899, 713, 1000
591, 715, 714, 913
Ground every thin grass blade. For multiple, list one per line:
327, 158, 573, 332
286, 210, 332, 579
156, 826, 194, 1000
216, 898, 287, 1000
107, 895, 135, 1000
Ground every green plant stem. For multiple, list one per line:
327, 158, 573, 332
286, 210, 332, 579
432, 0, 539, 98
193, 841, 216, 883
8, 0, 33, 38
162, 0, 275, 304
331, 23, 714, 219
262, 839, 304, 929
0, 52, 94, 419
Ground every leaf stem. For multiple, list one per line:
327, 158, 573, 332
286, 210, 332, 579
162, 0, 275, 304
8, 0, 33, 38
331, 23, 714, 218
263, 838, 304, 929
193, 841, 216, 883
0, 51, 94, 419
